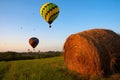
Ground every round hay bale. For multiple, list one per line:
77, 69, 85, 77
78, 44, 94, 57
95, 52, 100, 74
64, 29, 120, 76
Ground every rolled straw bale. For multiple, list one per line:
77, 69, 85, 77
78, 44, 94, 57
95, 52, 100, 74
64, 29, 120, 76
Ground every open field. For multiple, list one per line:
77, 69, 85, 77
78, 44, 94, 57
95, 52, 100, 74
0, 56, 120, 80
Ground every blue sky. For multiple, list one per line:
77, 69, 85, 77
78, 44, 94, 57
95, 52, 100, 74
0, 0, 120, 52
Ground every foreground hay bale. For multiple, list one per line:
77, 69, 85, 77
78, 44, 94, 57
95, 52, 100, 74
64, 29, 120, 76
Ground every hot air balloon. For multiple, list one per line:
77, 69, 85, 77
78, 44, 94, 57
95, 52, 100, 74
29, 37, 39, 51
40, 2, 59, 28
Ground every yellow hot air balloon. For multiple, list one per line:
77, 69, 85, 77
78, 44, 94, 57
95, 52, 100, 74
40, 2, 59, 28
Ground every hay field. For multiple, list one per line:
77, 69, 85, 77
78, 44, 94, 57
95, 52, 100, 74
0, 56, 120, 80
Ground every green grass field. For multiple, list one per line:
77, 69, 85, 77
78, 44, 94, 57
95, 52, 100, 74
0, 56, 120, 80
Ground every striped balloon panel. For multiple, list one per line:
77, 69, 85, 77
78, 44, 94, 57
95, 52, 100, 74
40, 2, 59, 24
40, 3, 51, 19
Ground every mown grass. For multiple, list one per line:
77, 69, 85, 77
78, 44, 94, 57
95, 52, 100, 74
0, 56, 120, 80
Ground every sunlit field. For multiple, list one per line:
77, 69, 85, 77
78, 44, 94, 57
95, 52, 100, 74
0, 56, 79, 80
0, 54, 120, 80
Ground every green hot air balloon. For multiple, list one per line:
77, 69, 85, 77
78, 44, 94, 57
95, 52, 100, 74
40, 2, 59, 28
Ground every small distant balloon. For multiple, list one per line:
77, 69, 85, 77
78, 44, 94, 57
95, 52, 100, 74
29, 37, 39, 50
40, 2, 60, 28
32, 12, 35, 15
20, 27, 23, 30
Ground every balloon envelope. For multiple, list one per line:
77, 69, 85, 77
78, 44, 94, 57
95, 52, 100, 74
29, 37, 39, 48
40, 2, 59, 28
